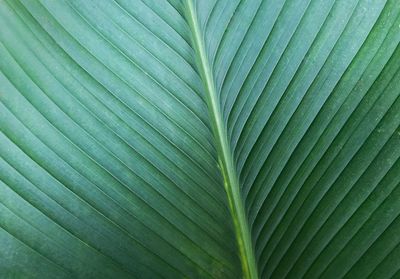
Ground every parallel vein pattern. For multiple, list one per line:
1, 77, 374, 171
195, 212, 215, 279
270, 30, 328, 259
1, 0, 400, 278
0, 0, 239, 278
197, 0, 400, 278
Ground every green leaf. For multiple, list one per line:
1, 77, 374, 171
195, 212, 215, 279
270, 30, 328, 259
0, 0, 399, 278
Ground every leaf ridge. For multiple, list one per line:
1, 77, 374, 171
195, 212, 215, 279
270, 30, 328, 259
184, 1, 258, 278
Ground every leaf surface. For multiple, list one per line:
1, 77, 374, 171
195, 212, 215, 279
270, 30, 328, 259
0, 0, 399, 278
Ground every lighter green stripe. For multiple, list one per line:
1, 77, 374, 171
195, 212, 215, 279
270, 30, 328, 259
184, 1, 259, 278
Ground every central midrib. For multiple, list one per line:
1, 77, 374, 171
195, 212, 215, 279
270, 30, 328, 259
184, 1, 259, 278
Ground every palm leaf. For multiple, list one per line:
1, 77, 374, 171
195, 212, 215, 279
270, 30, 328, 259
0, 0, 399, 278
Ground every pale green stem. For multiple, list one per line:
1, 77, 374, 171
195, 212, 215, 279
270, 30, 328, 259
184, 1, 259, 278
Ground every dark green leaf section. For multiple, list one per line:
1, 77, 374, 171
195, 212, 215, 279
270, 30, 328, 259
197, 0, 400, 278
1, 0, 400, 278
